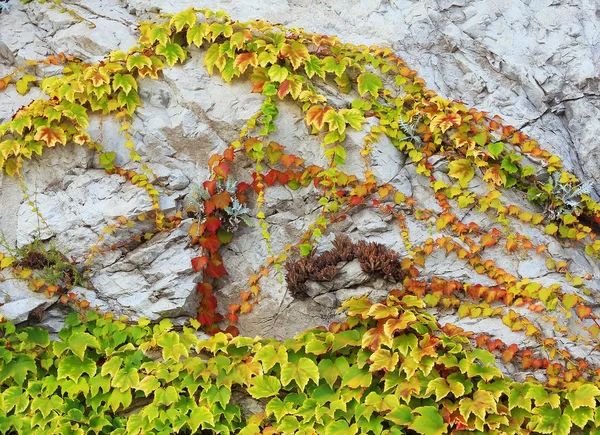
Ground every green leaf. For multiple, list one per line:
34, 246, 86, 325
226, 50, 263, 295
188, 406, 214, 432
280, 358, 319, 391
341, 365, 372, 389
170, 8, 197, 32
204, 43, 223, 75
0, 354, 36, 385
67, 331, 100, 360
564, 405, 593, 429
357, 72, 382, 97
126, 54, 152, 71
149, 24, 171, 46
268, 64, 289, 83
384, 405, 413, 425
117, 89, 142, 114
341, 108, 365, 130
248, 375, 281, 399
112, 73, 137, 94
157, 331, 188, 361
22, 327, 50, 348
488, 142, 504, 158
156, 42, 187, 68
57, 356, 97, 381
136, 375, 160, 396
107, 388, 132, 412
112, 367, 139, 392
325, 420, 356, 435
304, 55, 325, 79
266, 397, 295, 422
409, 406, 447, 435
566, 384, 600, 409
254, 344, 287, 371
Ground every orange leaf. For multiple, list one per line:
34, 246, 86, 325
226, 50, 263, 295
576, 304, 593, 319
34, 125, 67, 147
305, 105, 333, 130
212, 191, 231, 209
213, 162, 230, 179
191, 256, 208, 273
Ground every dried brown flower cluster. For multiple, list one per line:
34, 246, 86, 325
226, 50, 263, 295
285, 234, 405, 298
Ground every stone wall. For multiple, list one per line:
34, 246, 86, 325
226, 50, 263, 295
0, 0, 599, 380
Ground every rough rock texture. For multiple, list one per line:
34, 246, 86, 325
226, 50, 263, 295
0, 0, 599, 371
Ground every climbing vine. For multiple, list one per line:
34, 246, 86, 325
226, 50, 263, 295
1, 4, 600, 434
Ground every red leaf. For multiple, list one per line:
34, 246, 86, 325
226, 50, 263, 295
191, 256, 208, 273
205, 216, 222, 233
213, 162, 230, 179
237, 182, 251, 193
200, 232, 220, 253
212, 191, 231, 209
201, 293, 218, 312
203, 179, 217, 196
204, 199, 215, 216
205, 253, 227, 278
225, 325, 239, 336
198, 310, 216, 326
264, 169, 279, 186
197, 282, 213, 297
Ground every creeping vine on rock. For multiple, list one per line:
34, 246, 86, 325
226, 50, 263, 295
1, 4, 600, 434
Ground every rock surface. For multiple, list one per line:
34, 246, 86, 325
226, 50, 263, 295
0, 0, 599, 378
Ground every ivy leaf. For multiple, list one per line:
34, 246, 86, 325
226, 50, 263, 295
488, 142, 504, 158
266, 397, 295, 422
357, 72, 382, 97
323, 110, 346, 134
384, 405, 414, 425
304, 55, 325, 79
0, 354, 36, 385
107, 388, 132, 412
565, 384, 600, 409
149, 24, 171, 46
459, 390, 497, 421
448, 159, 475, 188
117, 89, 142, 114
341, 365, 372, 389
280, 42, 310, 70
99, 152, 117, 169
33, 125, 67, 148
126, 54, 152, 72
157, 331, 189, 361
136, 375, 160, 396
191, 255, 209, 272
305, 105, 333, 131
156, 42, 187, 68
188, 406, 214, 432
170, 8, 197, 32
15, 74, 37, 95
340, 108, 365, 130
67, 331, 100, 360
254, 344, 288, 372
233, 52, 258, 74
369, 349, 399, 372
57, 356, 97, 381
280, 358, 319, 391
268, 64, 289, 83
112, 73, 137, 94
325, 420, 355, 435
112, 367, 140, 392
248, 375, 281, 399
409, 406, 448, 435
